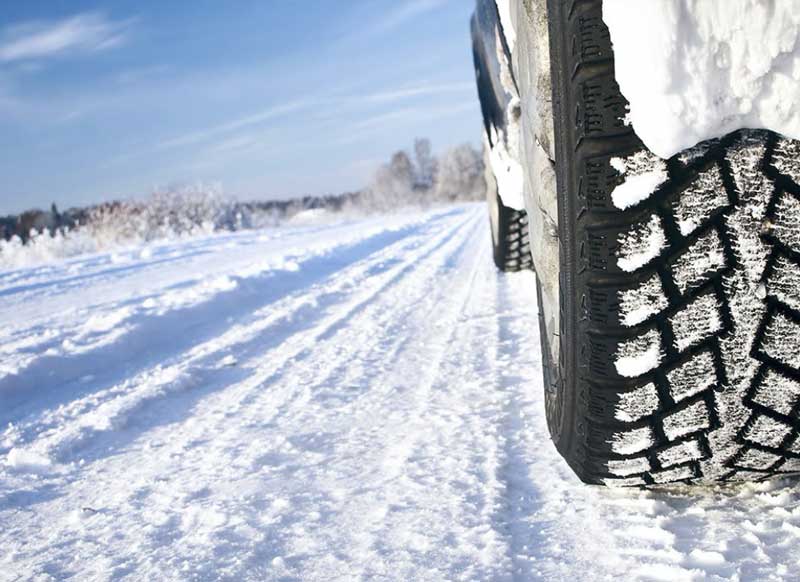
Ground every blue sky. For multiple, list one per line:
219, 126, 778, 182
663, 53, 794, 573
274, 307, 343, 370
0, 0, 481, 215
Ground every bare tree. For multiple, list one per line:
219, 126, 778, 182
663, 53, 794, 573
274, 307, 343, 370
434, 144, 485, 202
362, 140, 485, 210
389, 151, 415, 186
413, 138, 437, 190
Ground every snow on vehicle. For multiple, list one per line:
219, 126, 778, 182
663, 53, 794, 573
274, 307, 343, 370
472, 0, 800, 486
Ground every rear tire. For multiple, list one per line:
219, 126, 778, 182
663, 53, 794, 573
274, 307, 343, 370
546, 0, 800, 486
487, 166, 533, 273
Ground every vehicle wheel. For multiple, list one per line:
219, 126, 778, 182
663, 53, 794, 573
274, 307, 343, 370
486, 159, 533, 273
546, 0, 800, 485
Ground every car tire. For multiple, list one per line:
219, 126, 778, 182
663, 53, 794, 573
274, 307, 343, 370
487, 160, 534, 273
546, 0, 800, 485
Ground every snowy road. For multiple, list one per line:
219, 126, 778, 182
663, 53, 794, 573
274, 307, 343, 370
2, 204, 800, 581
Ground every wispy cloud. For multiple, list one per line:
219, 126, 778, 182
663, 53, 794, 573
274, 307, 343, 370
352, 107, 419, 132
338, 99, 478, 145
372, 0, 450, 34
154, 79, 468, 153
114, 64, 169, 86
0, 12, 132, 63
352, 99, 477, 131
207, 134, 262, 155
156, 100, 311, 151
359, 81, 473, 104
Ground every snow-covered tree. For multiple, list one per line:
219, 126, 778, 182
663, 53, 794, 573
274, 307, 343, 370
414, 138, 437, 190
434, 143, 485, 202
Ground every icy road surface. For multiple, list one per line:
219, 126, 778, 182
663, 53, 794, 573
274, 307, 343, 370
2, 204, 800, 581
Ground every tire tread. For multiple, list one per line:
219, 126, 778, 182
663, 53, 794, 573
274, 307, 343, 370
546, 0, 800, 485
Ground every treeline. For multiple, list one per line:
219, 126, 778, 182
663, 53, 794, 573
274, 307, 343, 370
359, 139, 485, 211
0, 139, 484, 248
0, 192, 359, 244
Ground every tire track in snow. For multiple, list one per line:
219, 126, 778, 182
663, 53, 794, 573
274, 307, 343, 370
250, 214, 506, 580
495, 270, 800, 582
0, 210, 455, 401
5, 205, 800, 581
493, 271, 694, 581
0, 206, 488, 581
0, 208, 466, 426
0, 216, 387, 301
202, 213, 518, 580
1, 208, 479, 464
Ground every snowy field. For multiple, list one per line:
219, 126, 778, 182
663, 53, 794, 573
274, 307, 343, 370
2, 203, 800, 581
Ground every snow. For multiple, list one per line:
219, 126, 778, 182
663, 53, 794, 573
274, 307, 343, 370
486, 9, 525, 212
744, 415, 793, 448
752, 369, 800, 415
615, 329, 664, 377
5, 447, 53, 475
487, 125, 525, 210
609, 426, 656, 455
618, 274, 669, 327
688, 548, 726, 569
667, 351, 717, 403
486, 102, 525, 211
762, 311, 800, 368
610, 152, 668, 210
3, 204, 800, 579
672, 165, 728, 236
615, 383, 660, 423
658, 439, 704, 468
604, 0, 800, 159
608, 456, 651, 477
671, 230, 726, 294
617, 214, 667, 273
670, 293, 723, 352
495, 0, 516, 54
663, 400, 711, 441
